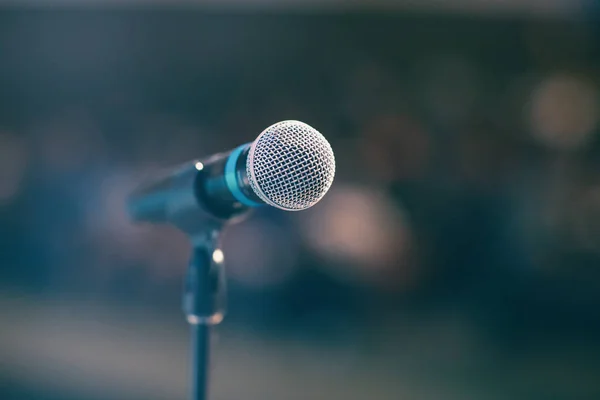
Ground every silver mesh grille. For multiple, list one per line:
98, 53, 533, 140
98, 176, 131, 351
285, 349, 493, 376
246, 120, 336, 211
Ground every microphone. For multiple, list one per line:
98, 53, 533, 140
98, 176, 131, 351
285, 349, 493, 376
127, 120, 336, 232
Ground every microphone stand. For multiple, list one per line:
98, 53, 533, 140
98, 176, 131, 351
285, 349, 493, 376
128, 158, 249, 400
182, 228, 226, 400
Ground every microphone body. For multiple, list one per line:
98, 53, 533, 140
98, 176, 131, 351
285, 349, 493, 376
128, 144, 262, 235
127, 121, 334, 400
127, 120, 336, 234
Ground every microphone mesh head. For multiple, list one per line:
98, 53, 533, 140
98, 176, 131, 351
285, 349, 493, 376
246, 120, 336, 211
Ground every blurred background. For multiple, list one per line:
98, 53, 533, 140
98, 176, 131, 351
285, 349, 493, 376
1, 1, 600, 399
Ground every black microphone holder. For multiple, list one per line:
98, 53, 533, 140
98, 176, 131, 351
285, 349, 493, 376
128, 119, 335, 400
137, 160, 247, 400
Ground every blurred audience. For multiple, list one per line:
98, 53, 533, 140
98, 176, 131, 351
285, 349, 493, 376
0, 9, 599, 349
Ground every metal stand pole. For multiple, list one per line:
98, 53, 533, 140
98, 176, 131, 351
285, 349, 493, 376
183, 231, 226, 400
190, 323, 210, 400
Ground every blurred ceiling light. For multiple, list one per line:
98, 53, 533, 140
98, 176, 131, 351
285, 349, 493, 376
222, 218, 299, 288
298, 184, 411, 281
530, 74, 599, 150
0, 131, 28, 202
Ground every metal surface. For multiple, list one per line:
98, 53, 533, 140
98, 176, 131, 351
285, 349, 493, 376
246, 120, 336, 211
183, 231, 227, 400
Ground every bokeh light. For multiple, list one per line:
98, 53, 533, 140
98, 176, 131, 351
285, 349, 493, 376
299, 184, 412, 283
530, 74, 599, 150
0, 131, 28, 202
